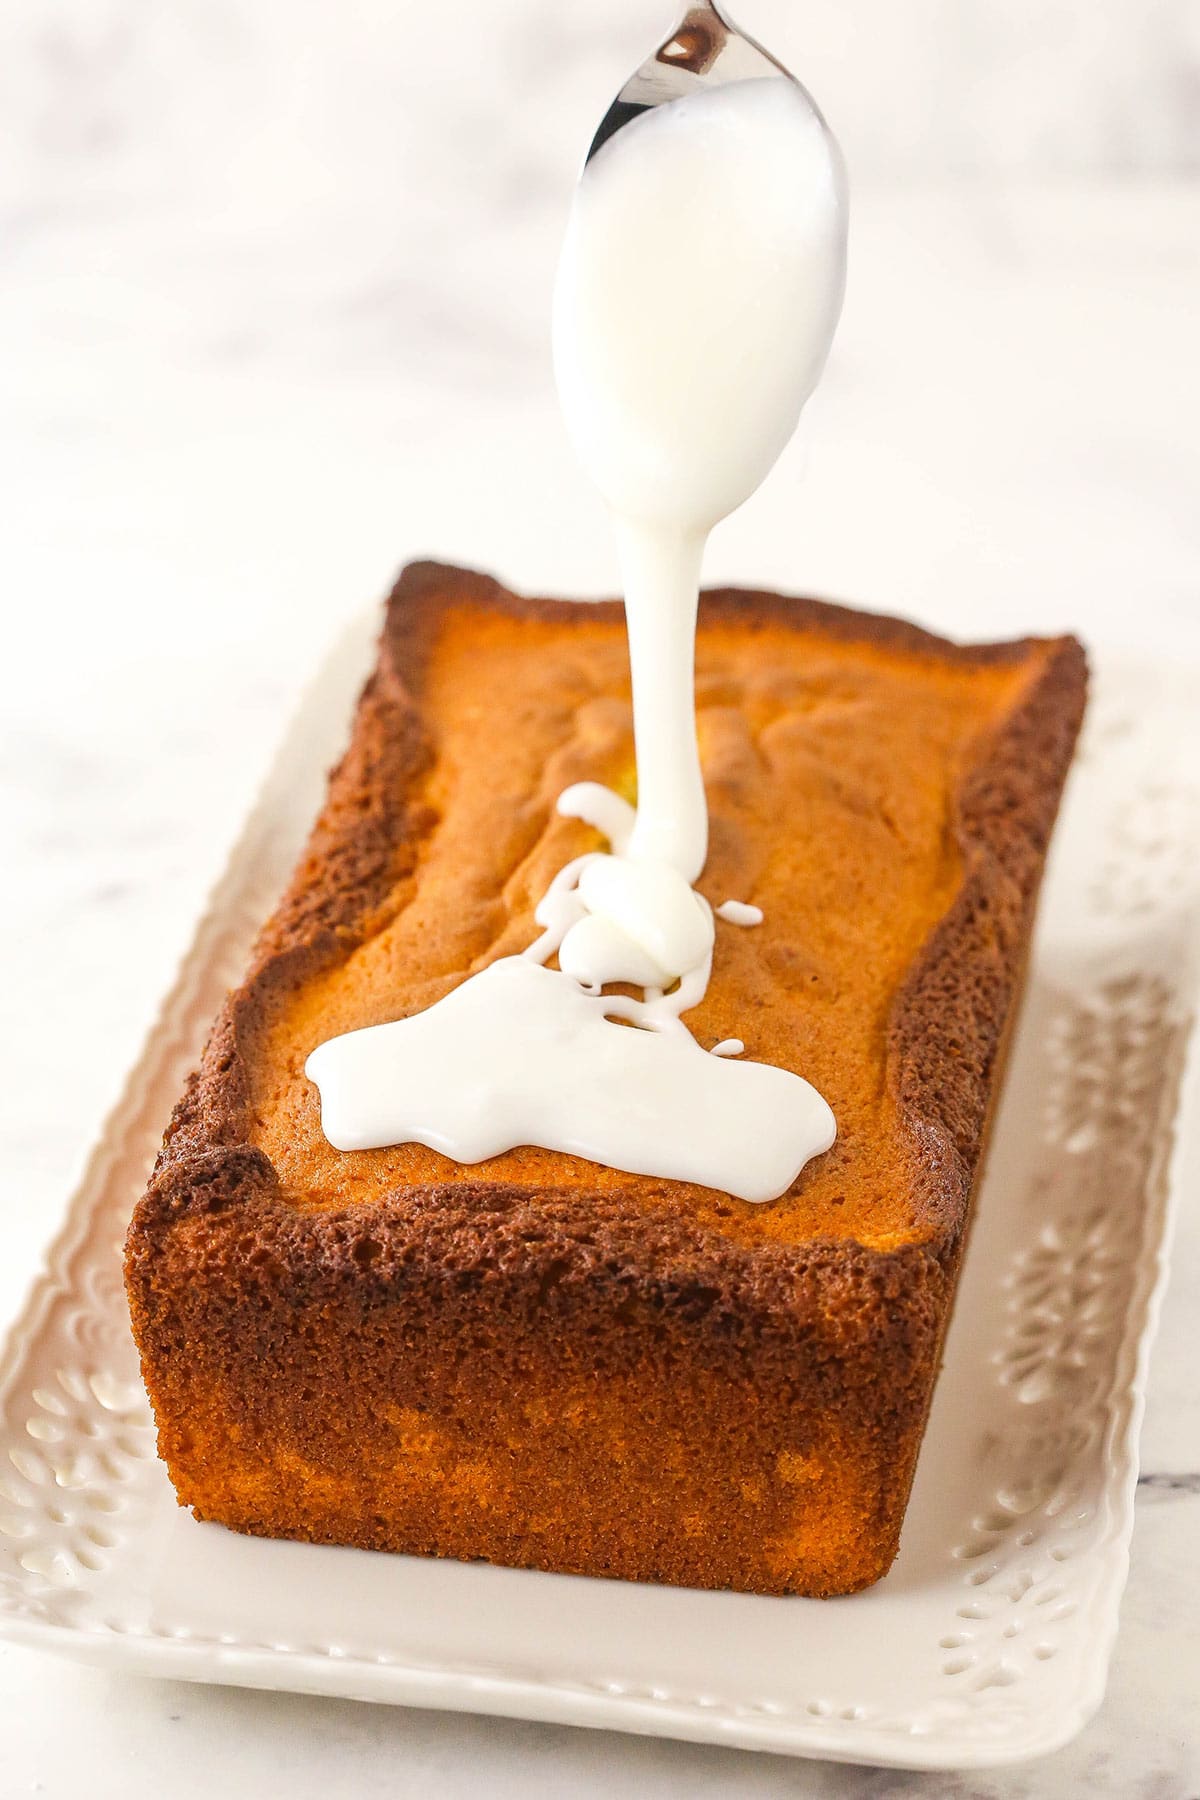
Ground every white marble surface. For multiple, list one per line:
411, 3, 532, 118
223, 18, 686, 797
2, 0, 1200, 1792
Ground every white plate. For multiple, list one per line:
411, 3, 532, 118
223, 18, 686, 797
1, 613, 1198, 1772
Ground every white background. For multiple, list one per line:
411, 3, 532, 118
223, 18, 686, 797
1, 2, 1198, 1793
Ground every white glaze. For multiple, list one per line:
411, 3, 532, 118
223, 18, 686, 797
306, 959, 833, 1204
554, 80, 847, 534
716, 900, 764, 927
554, 78, 847, 893
309, 73, 847, 1200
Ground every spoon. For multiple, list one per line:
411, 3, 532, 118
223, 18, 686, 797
586, 1, 808, 163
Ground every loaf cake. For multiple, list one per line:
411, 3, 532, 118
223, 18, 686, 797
125, 562, 1087, 1597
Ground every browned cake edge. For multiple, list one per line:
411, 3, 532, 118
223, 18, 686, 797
125, 562, 1088, 1595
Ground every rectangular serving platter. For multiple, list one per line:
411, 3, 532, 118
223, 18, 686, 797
1, 608, 1197, 1770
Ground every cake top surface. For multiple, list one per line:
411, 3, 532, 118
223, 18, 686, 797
196, 563, 1084, 1260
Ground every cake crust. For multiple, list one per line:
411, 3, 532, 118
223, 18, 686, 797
125, 563, 1087, 1596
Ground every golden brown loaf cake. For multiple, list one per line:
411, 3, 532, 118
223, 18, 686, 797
125, 562, 1087, 1597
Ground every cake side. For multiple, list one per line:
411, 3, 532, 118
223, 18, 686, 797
127, 1171, 949, 1593
126, 563, 1087, 1596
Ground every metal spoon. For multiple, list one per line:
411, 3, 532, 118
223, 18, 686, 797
586, 1, 809, 163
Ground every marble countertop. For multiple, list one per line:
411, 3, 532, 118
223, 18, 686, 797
1, 17, 1199, 1780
